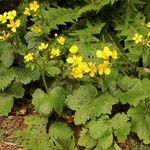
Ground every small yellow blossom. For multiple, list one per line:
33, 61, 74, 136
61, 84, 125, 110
69, 45, 79, 54
29, 1, 39, 12
148, 33, 150, 37
24, 53, 34, 62
111, 50, 118, 60
7, 10, 16, 20
30, 26, 41, 33
78, 62, 90, 73
88, 62, 97, 77
0, 31, 10, 41
38, 42, 48, 50
98, 61, 111, 75
50, 48, 60, 58
70, 67, 83, 78
24, 7, 31, 16
0, 12, 7, 24
7, 19, 21, 32
57, 36, 65, 45
132, 33, 143, 44
96, 46, 112, 59
66, 55, 83, 66
146, 22, 150, 28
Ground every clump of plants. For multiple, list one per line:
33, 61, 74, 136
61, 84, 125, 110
0, 0, 150, 149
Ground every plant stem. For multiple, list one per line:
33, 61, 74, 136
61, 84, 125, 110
41, 69, 48, 92
35, 59, 49, 93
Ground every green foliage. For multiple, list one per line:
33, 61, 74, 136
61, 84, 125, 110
117, 76, 150, 106
32, 87, 66, 116
79, 113, 131, 149
66, 84, 118, 124
0, 94, 13, 116
0, 68, 15, 91
70, 21, 105, 43
41, 7, 78, 33
78, 0, 115, 16
16, 116, 75, 150
128, 100, 150, 144
14, 67, 41, 84
0, 0, 150, 149
0, 41, 14, 67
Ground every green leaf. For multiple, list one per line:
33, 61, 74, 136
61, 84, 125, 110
143, 49, 150, 67
91, 93, 118, 117
49, 122, 75, 149
79, 114, 131, 149
70, 22, 105, 43
1, 49, 14, 67
65, 84, 97, 110
16, 116, 74, 150
32, 89, 52, 116
48, 86, 66, 115
46, 66, 61, 77
32, 87, 66, 116
117, 77, 150, 106
78, 129, 97, 150
15, 67, 40, 84
0, 94, 13, 116
128, 100, 150, 144
117, 76, 138, 91
0, 68, 15, 91
24, 32, 40, 50
0, 41, 14, 67
88, 115, 113, 149
78, 0, 115, 17
41, 8, 78, 32
74, 93, 118, 125
6, 82, 25, 99
111, 113, 131, 143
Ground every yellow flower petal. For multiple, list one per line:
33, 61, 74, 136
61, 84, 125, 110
66, 55, 83, 66
29, 1, 39, 12
38, 42, 48, 50
57, 36, 65, 45
69, 45, 78, 54
111, 50, 118, 60
96, 50, 103, 58
70, 67, 83, 78
7, 10, 16, 20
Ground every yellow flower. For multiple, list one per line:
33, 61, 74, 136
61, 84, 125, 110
7, 19, 21, 32
38, 42, 48, 50
69, 45, 78, 54
29, 1, 39, 12
24, 7, 31, 16
0, 12, 7, 24
111, 50, 118, 60
66, 55, 83, 66
30, 26, 41, 33
0, 31, 10, 41
96, 46, 112, 59
50, 48, 60, 58
88, 62, 97, 77
132, 33, 143, 44
98, 61, 111, 75
148, 33, 150, 37
57, 36, 65, 45
70, 67, 83, 78
78, 62, 90, 73
24, 53, 34, 62
7, 10, 16, 20
146, 22, 150, 28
